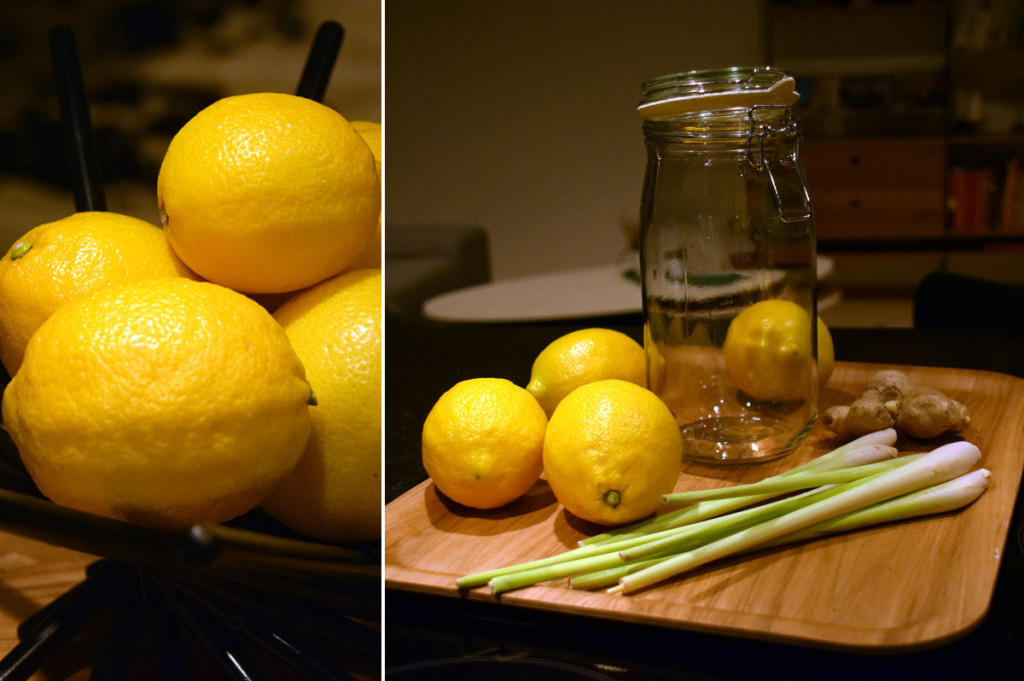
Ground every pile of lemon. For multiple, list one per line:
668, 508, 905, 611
0, 93, 380, 543
423, 316, 836, 528
422, 329, 682, 527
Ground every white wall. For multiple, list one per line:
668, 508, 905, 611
385, 0, 765, 280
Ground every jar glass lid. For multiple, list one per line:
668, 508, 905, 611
639, 67, 799, 119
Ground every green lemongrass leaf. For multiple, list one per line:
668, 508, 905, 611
579, 437, 898, 548
610, 441, 981, 595
662, 454, 922, 505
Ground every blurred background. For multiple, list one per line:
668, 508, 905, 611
385, 0, 1024, 328
0, 0, 380, 251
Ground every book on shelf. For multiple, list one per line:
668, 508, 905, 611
953, 0, 1024, 51
999, 155, 1020, 232
947, 156, 1024, 234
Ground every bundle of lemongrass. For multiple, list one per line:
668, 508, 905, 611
456, 429, 990, 596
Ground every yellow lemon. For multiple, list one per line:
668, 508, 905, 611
0, 211, 196, 376
347, 218, 381, 270
422, 378, 547, 509
643, 323, 666, 394
347, 120, 382, 270
157, 92, 379, 294
2, 278, 311, 528
526, 328, 647, 417
817, 315, 835, 387
543, 379, 681, 526
261, 269, 382, 543
350, 120, 381, 174
722, 299, 816, 402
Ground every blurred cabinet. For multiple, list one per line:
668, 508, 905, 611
803, 137, 947, 239
768, 0, 1024, 249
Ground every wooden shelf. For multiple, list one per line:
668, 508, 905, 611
948, 133, 1024, 148
819, 233, 1024, 253
950, 47, 1024, 60
769, 1, 1024, 252
768, 2, 948, 19
775, 53, 947, 76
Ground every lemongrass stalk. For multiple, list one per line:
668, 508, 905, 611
576, 495, 769, 549
455, 542, 613, 589
621, 462, 921, 564
488, 486, 832, 594
609, 441, 981, 595
579, 437, 899, 548
487, 549, 632, 594
820, 427, 899, 450
483, 460, 905, 594
572, 468, 989, 591
457, 514, 719, 589
570, 557, 664, 590
458, 431, 899, 590
756, 468, 991, 550
662, 454, 924, 505
620, 482, 862, 562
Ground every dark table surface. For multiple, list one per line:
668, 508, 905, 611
385, 313, 1024, 680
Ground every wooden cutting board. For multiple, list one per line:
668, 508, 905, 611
385, 362, 1024, 651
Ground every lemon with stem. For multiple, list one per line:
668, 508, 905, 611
2, 278, 311, 528
543, 379, 681, 526
0, 211, 196, 376
157, 93, 379, 293
526, 328, 647, 417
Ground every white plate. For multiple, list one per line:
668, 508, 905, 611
422, 256, 835, 323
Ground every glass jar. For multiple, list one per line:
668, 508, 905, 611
638, 67, 818, 464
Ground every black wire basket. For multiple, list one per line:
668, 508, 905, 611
0, 424, 380, 680
0, 20, 380, 680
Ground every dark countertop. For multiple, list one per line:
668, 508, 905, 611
385, 313, 1024, 680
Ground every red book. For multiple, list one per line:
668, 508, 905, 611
1000, 157, 1020, 233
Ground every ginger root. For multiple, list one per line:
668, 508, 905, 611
822, 369, 970, 440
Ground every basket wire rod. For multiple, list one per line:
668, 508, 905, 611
89, 565, 148, 680
0, 560, 124, 681
296, 20, 345, 103
48, 24, 106, 212
151, 578, 268, 681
